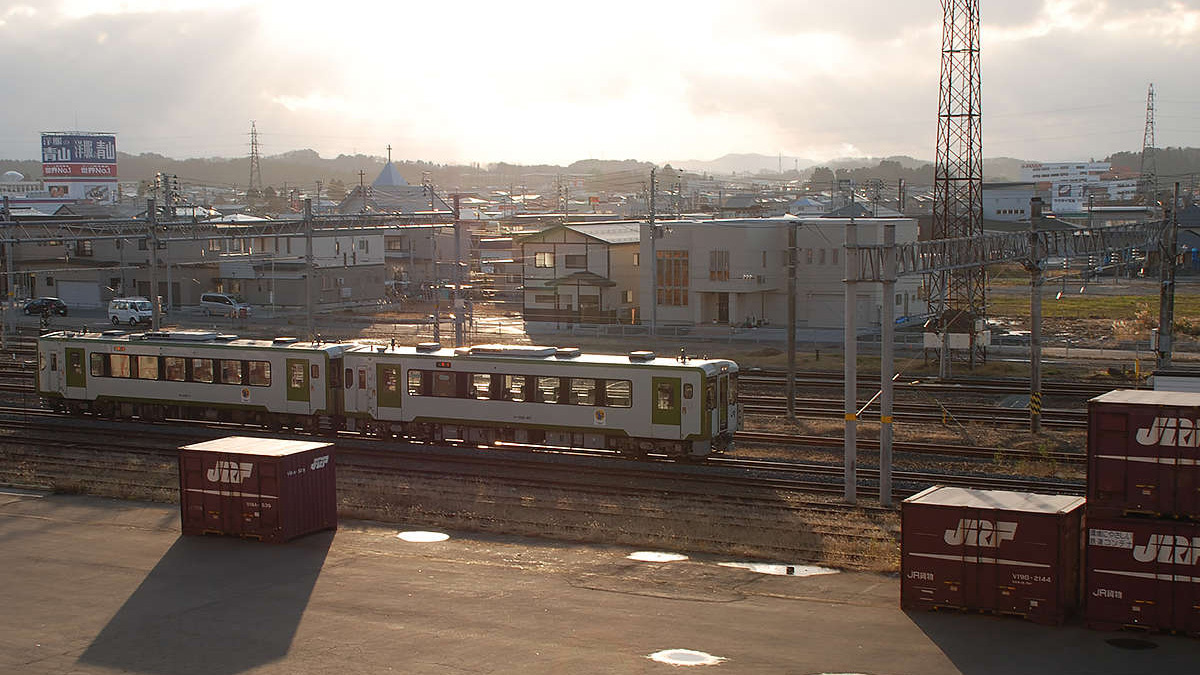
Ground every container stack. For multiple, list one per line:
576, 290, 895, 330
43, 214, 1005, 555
1085, 390, 1200, 634
901, 485, 1086, 625
178, 436, 337, 543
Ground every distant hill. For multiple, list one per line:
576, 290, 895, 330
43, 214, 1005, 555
669, 153, 818, 176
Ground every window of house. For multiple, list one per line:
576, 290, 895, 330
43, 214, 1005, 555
832, 249, 839, 265
709, 250, 729, 281
564, 254, 586, 269
632, 252, 640, 266
534, 294, 557, 304
655, 250, 688, 306
534, 251, 554, 268
819, 248, 826, 265
621, 290, 634, 303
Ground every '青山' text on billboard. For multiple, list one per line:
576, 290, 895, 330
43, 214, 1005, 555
41, 133, 117, 178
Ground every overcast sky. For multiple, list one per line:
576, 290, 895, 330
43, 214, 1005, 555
1, 0, 1197, 166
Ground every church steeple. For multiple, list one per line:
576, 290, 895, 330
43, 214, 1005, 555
373, 144, 408, 187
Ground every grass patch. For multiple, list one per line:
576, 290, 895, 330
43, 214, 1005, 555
989, 294, 1200, 322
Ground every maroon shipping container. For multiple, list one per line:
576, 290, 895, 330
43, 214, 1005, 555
178, 436, 337, 543
1086, 516, 1200, 634
1088, 390, 1200, 518
902, 486, 1085, 625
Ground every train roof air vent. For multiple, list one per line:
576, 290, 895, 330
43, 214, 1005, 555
554, 347, 581, 359
628, 351, 656, 362
416, 342, 441, 352
215, 334, 239, 342
273, 336, 298, 344
101, 330, 126, 337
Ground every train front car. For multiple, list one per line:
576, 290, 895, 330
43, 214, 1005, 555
342, 344, 740, 459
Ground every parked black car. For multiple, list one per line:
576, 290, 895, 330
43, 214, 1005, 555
23, 297, 68, 316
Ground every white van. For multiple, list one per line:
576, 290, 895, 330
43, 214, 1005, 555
108, 297, 154, 326
200, 292, 252, 318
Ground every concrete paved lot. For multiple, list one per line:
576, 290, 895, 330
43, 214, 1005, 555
2, 490, 1198, 674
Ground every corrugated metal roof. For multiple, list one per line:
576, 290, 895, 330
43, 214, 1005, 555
904, 485, 1085, 513
564, 222, 641, 244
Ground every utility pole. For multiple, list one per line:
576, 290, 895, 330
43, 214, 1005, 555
148, 198, 159, 331
305, 199, 314, 341
453, 193, 464, 348
358, 171, 367, 213
648, 167, 657, 336
1157, 183, 1180, 370
1, 196, 10, 350
787, 222, 797, 419
843, 220, 857, 505
1028, 198, 1044, 434
880, 220, 896, 506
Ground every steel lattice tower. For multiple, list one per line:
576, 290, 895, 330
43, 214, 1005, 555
1139, 83, 1156, 204
930, 0, 985, 370
248, 120, 263, 194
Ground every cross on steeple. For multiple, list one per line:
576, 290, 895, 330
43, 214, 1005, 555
387, 144, 392, 163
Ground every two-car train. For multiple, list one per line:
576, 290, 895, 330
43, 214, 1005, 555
35, 329, 741, 458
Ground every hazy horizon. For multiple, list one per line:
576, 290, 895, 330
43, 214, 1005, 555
1, 1, 1196, 167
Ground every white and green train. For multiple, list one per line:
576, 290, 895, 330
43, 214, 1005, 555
36, 330, 741, 458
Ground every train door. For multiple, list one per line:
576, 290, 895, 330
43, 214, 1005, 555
65, 347, 86, 398
717, 374, 730, 434
377, 364, 403, 416
286, 358, 311, 414
651, 376, 682, 437
355, 360, 376, 419
38, 345, 64, 394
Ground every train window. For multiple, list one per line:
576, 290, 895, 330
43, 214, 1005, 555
706, 379, 716, 411
248, 361, 271, 387
656, 382, 675, 411
407, 370, 423, 396
382, 367, 398, 392
719, 376, 729, 411
220, 360, 243, 385
165, 357, 186, 382
504, 374, 526, 402
50, 353, 58, 372
289, 362, 305, 389
69, 351, 82, 377
109, 354, 131, 378
193, 358, 214, 383
90, 353, 104, 377
136, 355, 159, 380
432, 372, 456, 397
683, 383, 693, 399
729, 374, 738, 403
569, 378, 595, 405
345, 368, 353, 389
38, 352, 45, 371
472, 373, 492, 400
357, 368, 367, 390
605, 380, 632, 408
311, 364, 320, 380
537, 376, 560, 404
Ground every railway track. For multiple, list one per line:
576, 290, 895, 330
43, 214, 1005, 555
741, 395, 1087, 429
740, 370, 1129, 399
